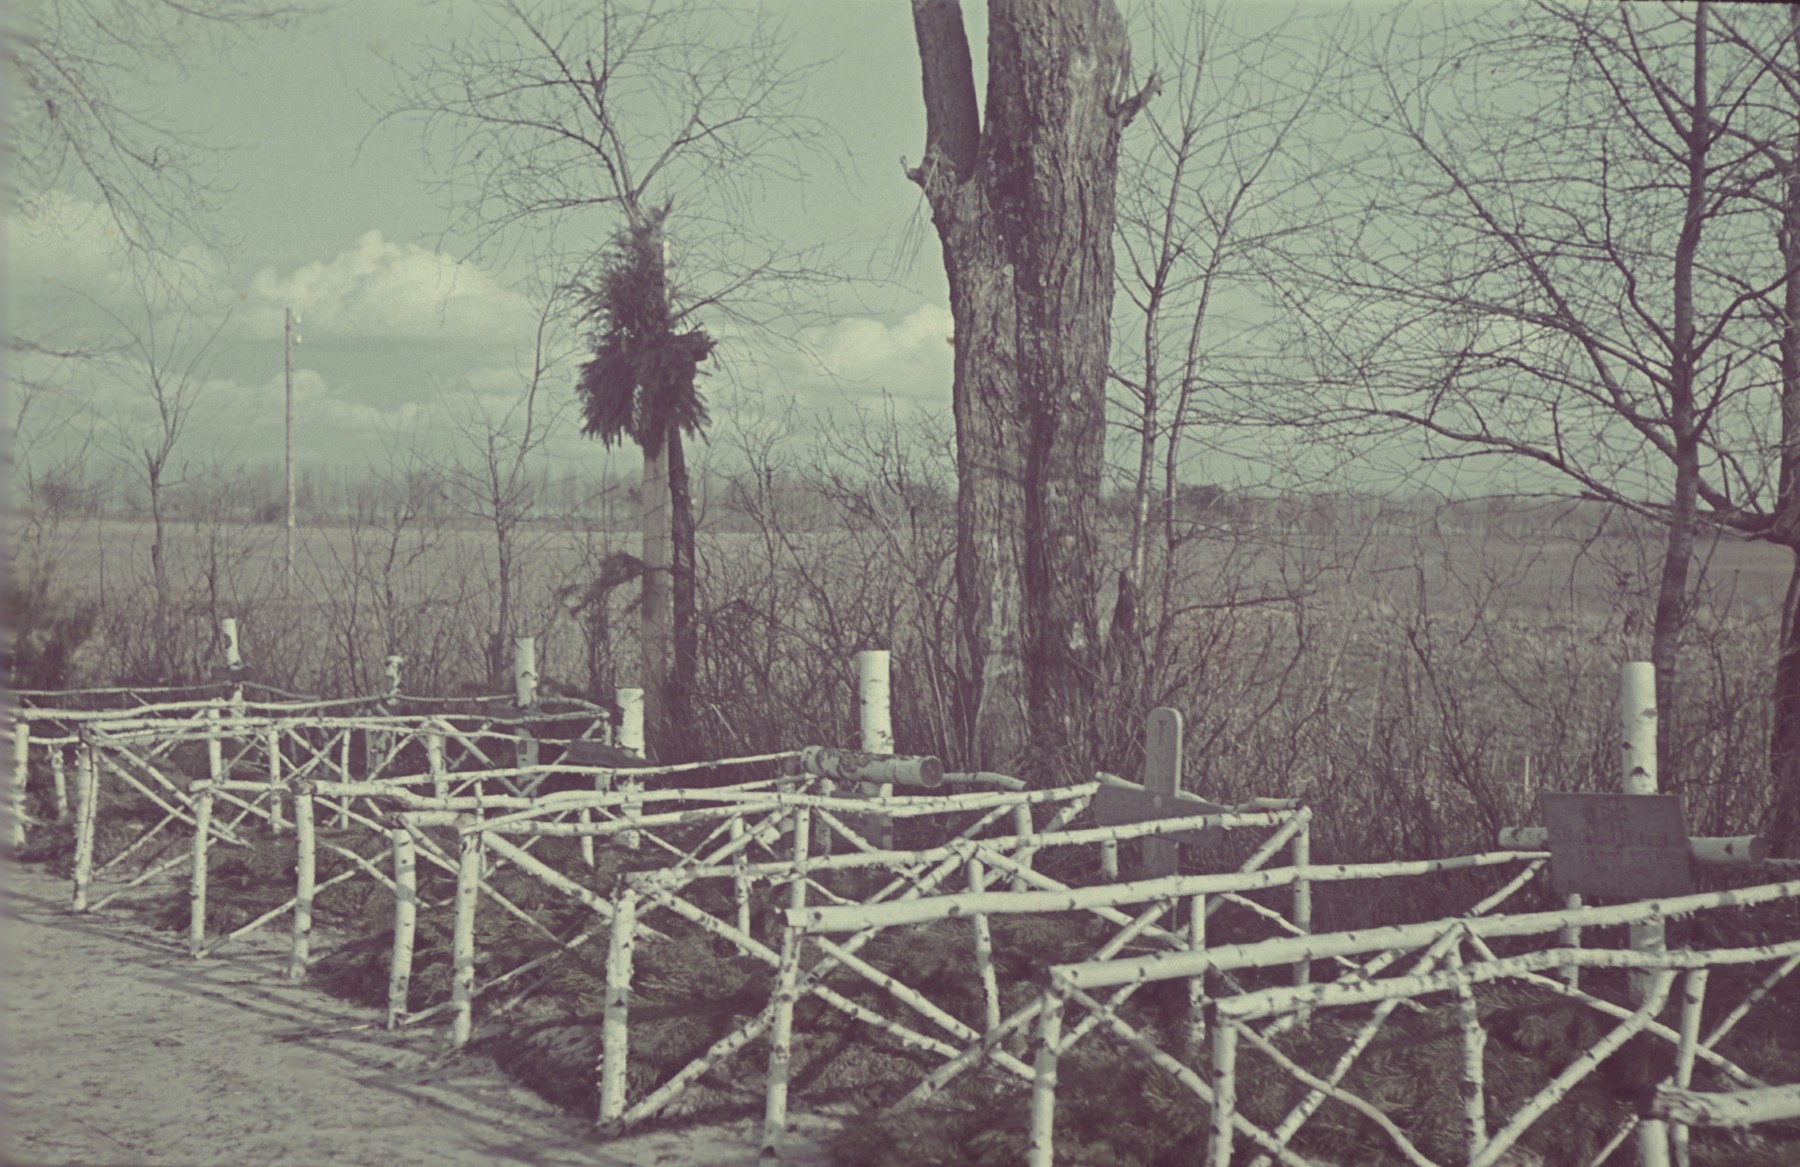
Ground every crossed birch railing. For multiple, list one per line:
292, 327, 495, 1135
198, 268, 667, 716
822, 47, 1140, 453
10, 658, 1799, 1166
1026, 872, 1800, 1167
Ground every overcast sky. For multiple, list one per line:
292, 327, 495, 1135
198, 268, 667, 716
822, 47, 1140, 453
11, 0, 1011, 487
11, 0, 1514, 500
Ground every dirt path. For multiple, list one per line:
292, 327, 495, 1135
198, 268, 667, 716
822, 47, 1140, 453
1, 862, 836, 1167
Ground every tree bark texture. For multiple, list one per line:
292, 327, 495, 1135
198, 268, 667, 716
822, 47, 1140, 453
1651, 5, 1709, 795
1770, 6, 1800, 857
667, 429, 700, 761
641, 447, 673, 756
912, 0, 1139, 782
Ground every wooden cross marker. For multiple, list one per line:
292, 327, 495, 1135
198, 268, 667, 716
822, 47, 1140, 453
1094, 708, 1223, 878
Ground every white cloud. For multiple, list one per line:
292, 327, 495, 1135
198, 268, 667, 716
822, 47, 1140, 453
242, 230, 538, 344
808, 303, 954, 399
8, 190, 232, 314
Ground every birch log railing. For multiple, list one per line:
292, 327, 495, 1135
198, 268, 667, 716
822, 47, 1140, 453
1026, 874, 1800, 1167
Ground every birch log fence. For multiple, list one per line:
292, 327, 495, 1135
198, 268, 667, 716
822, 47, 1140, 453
6, 635, 1799, 1167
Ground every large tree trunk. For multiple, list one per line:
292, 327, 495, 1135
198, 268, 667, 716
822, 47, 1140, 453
912, 0, 1143, 783
1651, 6, 1710, 795
1770, 9, 1800, 857
640, 447, 673, 757
666, 429, 700, 761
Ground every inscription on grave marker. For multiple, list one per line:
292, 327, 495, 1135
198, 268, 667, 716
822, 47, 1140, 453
1542, 792, 1693, 899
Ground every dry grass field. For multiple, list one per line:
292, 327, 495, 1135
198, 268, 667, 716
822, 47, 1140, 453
10, 501, 1791, 865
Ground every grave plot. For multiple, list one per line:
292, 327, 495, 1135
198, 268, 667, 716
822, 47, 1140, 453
1026, 872, 1800, 1167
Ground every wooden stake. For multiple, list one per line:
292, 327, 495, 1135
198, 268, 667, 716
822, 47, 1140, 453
387, 826, 417, 1028
1187, 893, 1207, 1054
49, 742, 67, 822
1208, 1019, 1239, 1167
6, 718, 27, 851
189, 779, 214, 953
289, 787, 315, 980
598, 884, 638, 1125
71, 744, 97, 912
1027, 988, 1065, 1167
1672, 968, 1708, 1167
1450, 943, 1488, 1161
450, 822, 483, 1048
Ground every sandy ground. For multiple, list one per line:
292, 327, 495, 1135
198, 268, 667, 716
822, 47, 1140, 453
1, 862, 837, 1167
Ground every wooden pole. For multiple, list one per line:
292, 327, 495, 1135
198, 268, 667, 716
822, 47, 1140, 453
760, 806, 811, 1162
387, 826, 418, 1028
450, 821, 483, 1048
1618, 662, 1675, 1167
598, 884, 638, 1126
189, 781, 214, 954
1027, 987, 1065, 1167
7, 718, 28, 852
618, 686, 645, 850
1208, 1019, 1240, 1167
71, 743, 97, 912
284, 307, 296, 595
513, 637, 537, 708
49, 742, 67, 822
267, 726, 285, 834
289, 787, 315, 980
1187, 893, 1208, 1055
1671, 969, 1707, 1166
859, 650, 895, 850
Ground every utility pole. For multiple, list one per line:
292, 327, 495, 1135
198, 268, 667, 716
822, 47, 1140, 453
285, 307, 297, 595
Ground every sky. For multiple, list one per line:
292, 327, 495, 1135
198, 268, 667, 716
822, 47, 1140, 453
10, 0, 1005, 491
9, 0, 1614, 507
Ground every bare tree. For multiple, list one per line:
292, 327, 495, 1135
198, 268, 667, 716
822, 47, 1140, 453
1108, 4, 1339, 701
9, 1, 303, 247
1277, 1, 1785, 801
910, 0, 1155, 781
441, 292, 575, 689
390, 0, 840, 757
93, 283, 233, 662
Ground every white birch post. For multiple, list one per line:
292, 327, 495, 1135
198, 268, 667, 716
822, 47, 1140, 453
427, 728, 447, 801
290, 786, 316, 980
598, 884, 638, 1126
859, 650, 895, 850
206, 702, 224, 788
71, 743, 98, 913
1208, 1018, 1240, 1167
513, 637, 539, 772
732, 814, 751, 935
8, 718, 30, 850
450, 822, 483, 1048
1012, 802, 1034, 892
761, 806, 811, 1162
387, 826, 417, 1028
221, 618, 246, 727
969, 858, 1002, 1035
189, 780, 215, 954
266, 726, 285, 835
1451, 945, 1488, 1162
1100, 838, 1119, 881
617, 686, 645, 851
1187, 893, 1208, 1055
1671, 968, 1708, 1167
514, 636, 538, 706
335, 730, 352, 827
49, 744, 68, 822
1622, 662, 1672, 1167
1291, 814, 1313, 993
1560, 892, 1582, 990
762, 921, 805, 1163
1027, 988, 1065, 1167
